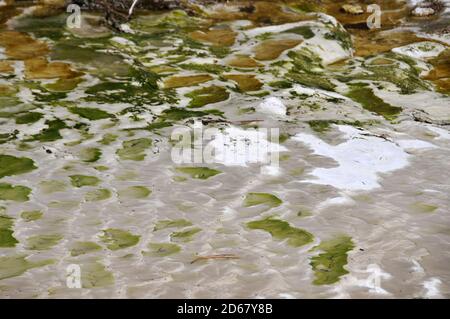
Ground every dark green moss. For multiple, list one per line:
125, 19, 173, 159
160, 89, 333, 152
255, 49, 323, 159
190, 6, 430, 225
284, 26, 315, 39
186, 86, 230, 108
15, 112, 43, 124
247, 217, 314, 247
0, 155, 36, 179
310, 236, 354, 285
0, 215, 18, 247
347, 87, 402, 120
69, 107, 113, 120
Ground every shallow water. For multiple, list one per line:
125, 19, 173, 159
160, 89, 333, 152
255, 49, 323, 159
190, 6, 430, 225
0, 0, 449, 298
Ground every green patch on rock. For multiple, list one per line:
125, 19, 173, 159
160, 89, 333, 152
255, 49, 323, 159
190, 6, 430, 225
284, 25, 315, 39
310, 236, 354, 285
118, 186, 151, 199
247, 216, 314, 247
99, 133, 118, 145
70, 241, 102, 257
0, 215, 18, 247
186, 86, 229, 108
144, 243, 181, 257
79, 148, 102, 163
15, 112, 43, 124
176, 167, 222, 180
244, 193, 282, 208
0, 183, 32, 202
81, 262, 114, 288
159, 108, 224, 122
0, 155, 36, 179
100, 228, 140, 250
308, 120, 331, 133
70, 175, 101, 187
69, 107, 113, 120
31, 119, 67, 142
0, 255, 53, 281
39, 180, 67, 194
347, 87, 402, 120
116, 138, 152, 161
170, 227, 201, 243
21, 210, 43, 222
85, 188, 111, 202
411, 202, 438, 213
26, 234, 62, 250
154, 219, 193, 232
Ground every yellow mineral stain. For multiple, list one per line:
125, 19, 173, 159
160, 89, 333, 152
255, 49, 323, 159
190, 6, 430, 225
163, 74, 213, 89
224, 73, 263, 92
0, 61, 14, 74
24, 57, 82, 80
0, 31, 49, 60
253, 39, 302, 61
424, 49, 450, 94
353, 30, 427, 57
189, 29, 236, 46
226, 55, 263, 68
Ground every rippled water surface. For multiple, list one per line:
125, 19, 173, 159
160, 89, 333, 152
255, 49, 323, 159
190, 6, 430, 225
0, 0, 450, 298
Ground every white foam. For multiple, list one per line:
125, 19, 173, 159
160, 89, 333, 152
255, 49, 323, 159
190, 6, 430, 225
209, 126, 287, 167
257, 97, 287, 117
423, 278, 442, 298
392, 41, 447, 61
293, 125, 433, 191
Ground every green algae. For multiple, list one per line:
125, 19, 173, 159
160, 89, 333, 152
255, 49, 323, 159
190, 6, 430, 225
308, 120, 331, 133
26, 234, 62, 250
99, 133, 118, 145
15, 112, 43, 124
100, 228, 140, 251
0, 183, 32, 202
154, 219, 193, 232
81, 262, 114, 288
176, 167, 222, 180
0, 255, 53, 281
244, 193, 282, 208
159, 108, 224, 122
70, 175, 101, 188
144, 243, 181, 257
69, 107, 113, 120
0, 215, 18, 248
170, 227, 201, 243
247, 217, 314, 247
118, 186, 151, 199
323, 25, 353, 51
347, 87, 402, 120
85, 188, 112, 202
79, 147, 102, 163
70, 241, 102, 257
0, 155, 36, 179
411, 202, 438, 213
45, 77, 83, 92
117, 138, 152, 161
31, 119, 67, 142
310, 236, 354, 285
284, 25, 315, 39
39, 180, 67, 194
21, 210, 43, 222
186, 86, 229, 108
